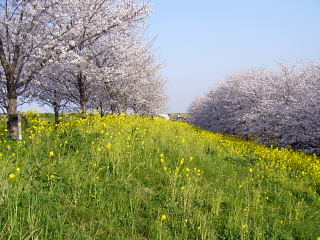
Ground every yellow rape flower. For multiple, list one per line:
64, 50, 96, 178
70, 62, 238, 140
106, 143, 112, 149
9, 173, 16, 179
242, 224, 248, 230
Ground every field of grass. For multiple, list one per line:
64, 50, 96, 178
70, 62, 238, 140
0, 113, 320, 239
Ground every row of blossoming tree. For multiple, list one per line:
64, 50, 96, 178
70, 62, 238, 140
0, 0, 166, 138
189, 62, 320, 154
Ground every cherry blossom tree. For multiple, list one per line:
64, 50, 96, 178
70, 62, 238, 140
31, 63, 71, 124
189, 62, 320, 154
87, 33, 166, 115
0, 0, 151, 138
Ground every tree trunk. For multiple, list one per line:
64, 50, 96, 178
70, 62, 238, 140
8, 96, 17, 115
7, 96, 21, 140
99, 101, 104, 117
80, 99, 87, 114
53, 103, 60, 124
110, 103, 116, 114
77, 72, 88, 115
52, 90, 60, 124
54, 109, 59, 124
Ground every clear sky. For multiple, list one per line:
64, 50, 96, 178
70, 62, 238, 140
147, 0, 320, 112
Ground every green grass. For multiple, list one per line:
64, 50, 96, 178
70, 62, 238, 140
37, 113, 56, 123
0, 114, 319, 239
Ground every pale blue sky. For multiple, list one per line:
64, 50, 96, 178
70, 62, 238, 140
148, 0, 320, 112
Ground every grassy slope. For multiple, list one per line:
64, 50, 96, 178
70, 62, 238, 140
0, 114, 319, 239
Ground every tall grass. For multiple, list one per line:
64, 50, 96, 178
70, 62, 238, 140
0, 113, 319, 239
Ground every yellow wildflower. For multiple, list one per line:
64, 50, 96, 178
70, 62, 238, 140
49, 151, 54, 157
106, 143, 112, 149
161, 215, 167, 221
15, 168, 21, 173
242, 224, 248, 230
9, 173, 16, 179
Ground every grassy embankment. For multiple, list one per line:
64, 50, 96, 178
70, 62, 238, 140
0, 113, 319, 239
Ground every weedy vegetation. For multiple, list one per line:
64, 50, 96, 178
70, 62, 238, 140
0, 112, 319, 239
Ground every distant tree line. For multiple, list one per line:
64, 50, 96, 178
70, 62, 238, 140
189, 62, 320, 154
